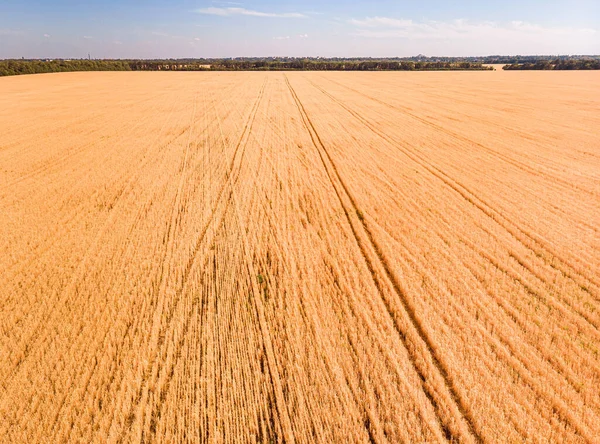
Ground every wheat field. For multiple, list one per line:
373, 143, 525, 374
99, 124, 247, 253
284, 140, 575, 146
0, 70, 599, 443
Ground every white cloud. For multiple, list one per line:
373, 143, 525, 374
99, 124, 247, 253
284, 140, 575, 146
113, 40, 123, 45
43, 34, 51, 38
194, 37, 201, 41
349, 16, 597, 42
83, 36, 93, 40
345, 17, 599, 55
298, 34, 309, 39
273, 36, 290, 40
195, 7, 306, 18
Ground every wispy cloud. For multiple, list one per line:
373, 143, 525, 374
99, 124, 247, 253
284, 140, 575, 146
273, 34, 309, 41
196, 7, 306, 18
113, 40, 123, 45
0, 28, 24, 36
83, 36, 93, 40
43, 33, 51, 38
349, 17, 597, 41
349, 17, 414, 28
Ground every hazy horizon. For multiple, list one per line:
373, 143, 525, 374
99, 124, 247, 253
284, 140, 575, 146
3, 54, 599, 61
1, 0, 599, 59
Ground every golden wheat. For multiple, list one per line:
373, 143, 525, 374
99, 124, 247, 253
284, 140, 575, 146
0, 70, 598, 442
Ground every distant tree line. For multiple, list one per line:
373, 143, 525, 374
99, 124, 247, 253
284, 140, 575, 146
1, 58, 492, 76
503, 59, 600, 70
2, 56, 600, 77
132, 60, 492, 71
475, 55, 599, 65
194, 55, 600, 64
0, 59, 131, 76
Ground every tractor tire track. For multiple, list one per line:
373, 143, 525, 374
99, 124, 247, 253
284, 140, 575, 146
285, 73, 483, 443
230, 178, 296, 444
143, 78, 269, 440
46, 83, 244, 441
125, 78, 267, 442
310, 78, 600, 299
322, 76, 598, 199
305, 77, 597, 441
309, 80, 600, 334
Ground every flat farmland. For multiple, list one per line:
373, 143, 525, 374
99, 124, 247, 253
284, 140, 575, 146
0, 70, 599, 443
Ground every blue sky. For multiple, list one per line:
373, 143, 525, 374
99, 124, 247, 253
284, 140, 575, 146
1, 0, 599, 58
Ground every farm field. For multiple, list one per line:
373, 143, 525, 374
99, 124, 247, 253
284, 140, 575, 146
0, 70, 599, 442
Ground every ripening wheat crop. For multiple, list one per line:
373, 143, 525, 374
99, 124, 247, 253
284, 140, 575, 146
0, 70, 599, 443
